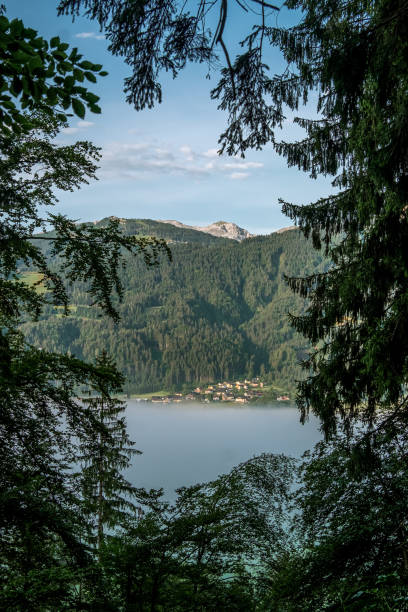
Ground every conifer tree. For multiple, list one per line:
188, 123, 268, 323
78, 351, 141, 554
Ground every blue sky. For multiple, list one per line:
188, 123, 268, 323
7, 0, 334, 234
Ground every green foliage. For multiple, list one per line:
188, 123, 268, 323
77, 351, 141, 552
0, 17, 169, 606
0, 12, 106, 133
22, 222, 326, 393
267, 426, 408, 610
0, 113, 170, 327
0, 333, 106, 609
101, 453, 296, 611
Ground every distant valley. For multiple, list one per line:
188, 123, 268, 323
22, 218, 326, 395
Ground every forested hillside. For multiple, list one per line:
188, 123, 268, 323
22, 219, 326, 394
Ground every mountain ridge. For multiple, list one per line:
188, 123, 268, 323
94, 217, 297, 242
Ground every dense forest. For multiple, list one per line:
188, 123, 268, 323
21, 220, 326, 394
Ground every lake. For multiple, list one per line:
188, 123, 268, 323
125, 401, 322, 499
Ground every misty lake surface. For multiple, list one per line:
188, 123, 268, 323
124, 401, 322, 499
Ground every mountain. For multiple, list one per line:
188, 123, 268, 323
161, 220, 254, 241
22, 219, 327, 394
94, 217, 231, 244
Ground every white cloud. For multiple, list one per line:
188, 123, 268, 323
229, 172, 249, 180
180, 145, 194, 161
75, 32, 105, 40
99, 141, 263, 181
61, 121, 95, 135
203, 148, 219, 158
224, 161, 263, 170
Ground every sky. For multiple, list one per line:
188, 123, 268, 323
6, 0, 334, 234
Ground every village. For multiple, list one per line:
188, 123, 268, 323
149, 378, 291, 404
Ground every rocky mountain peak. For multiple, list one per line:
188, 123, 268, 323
161, 219, 254, 241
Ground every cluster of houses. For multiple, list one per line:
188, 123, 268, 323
150, 378, 272, 404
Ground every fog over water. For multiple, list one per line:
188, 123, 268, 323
124, 401, 322, 499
